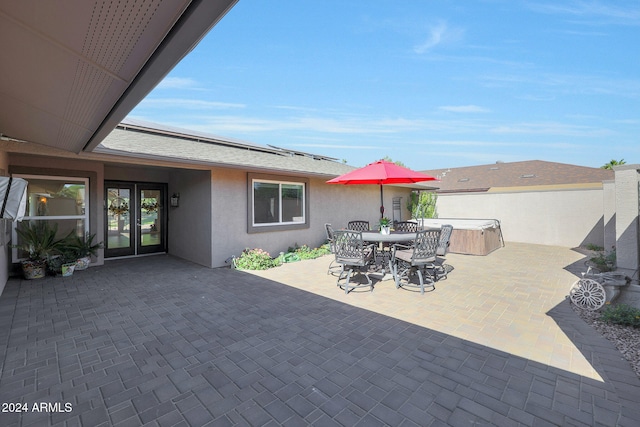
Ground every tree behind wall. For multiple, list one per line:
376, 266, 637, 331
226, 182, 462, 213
382, 156, 406, 167
601, 159, 625, 169
407, 191, 438, 219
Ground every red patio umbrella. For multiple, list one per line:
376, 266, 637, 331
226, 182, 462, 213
326, 160, 438, 218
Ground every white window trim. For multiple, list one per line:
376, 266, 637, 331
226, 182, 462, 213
12, 174, 89, 261
247, 173, 309, 234
251, 178, 306, 227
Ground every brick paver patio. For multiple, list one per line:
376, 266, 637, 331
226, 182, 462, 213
1, 243, 639, 426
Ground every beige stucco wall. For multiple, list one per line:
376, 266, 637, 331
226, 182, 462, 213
168, 169, 213, 267
316, 183, 411, 230
603, 180, 616, 253
613, 165, 640, 273
104, 164, 170, 183
208, 168, 413, 267
0, 147, 415, 276
435, 187, 606, 248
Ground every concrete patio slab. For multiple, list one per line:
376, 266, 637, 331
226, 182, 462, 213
0, 242, 639, 426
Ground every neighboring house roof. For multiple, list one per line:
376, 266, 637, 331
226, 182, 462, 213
420, 160, 614, 193
95, 119, 355, 177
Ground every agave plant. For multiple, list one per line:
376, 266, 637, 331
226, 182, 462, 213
14, 221, 69, 262
68, 232, 104, 258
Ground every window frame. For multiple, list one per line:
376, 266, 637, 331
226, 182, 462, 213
247, 173, 309, 233
12, 174, 89, 261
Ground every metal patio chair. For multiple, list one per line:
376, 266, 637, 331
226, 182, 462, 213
347, 220, 370, 231
333, 230, 375, 294
394, 221, 418, 232
324, 223, 341, 276
435, 224, 453, 279
391, 229, 441, 294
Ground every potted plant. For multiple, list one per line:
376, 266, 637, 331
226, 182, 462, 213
61, 261, 77, 277
69, 232, 103, 271
14, 221, 67, 279
379, 217, 392, 235
47, 250, 78, 277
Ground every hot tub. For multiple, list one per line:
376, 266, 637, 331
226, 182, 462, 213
417, 218, 504, 255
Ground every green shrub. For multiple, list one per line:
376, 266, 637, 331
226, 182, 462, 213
600, 303, 640, 328
233, 243, 332, 270
280, 252, 301, 263
233, 248, 280, 270
590, 250, 616, 272
586, 243, 604, 251
14, 221, 70, 261
287, 243, 331, 260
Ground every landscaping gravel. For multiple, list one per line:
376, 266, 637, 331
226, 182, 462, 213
572, 304, 640, 379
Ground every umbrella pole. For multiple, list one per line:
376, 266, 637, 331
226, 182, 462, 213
380, 185, 384, 218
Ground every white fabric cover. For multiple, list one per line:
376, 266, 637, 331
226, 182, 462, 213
0, 177, 28, 221
418, 218, 500, 231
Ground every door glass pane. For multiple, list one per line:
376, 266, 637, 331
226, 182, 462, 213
140, 189, 161, 247
107, 188, 131, 249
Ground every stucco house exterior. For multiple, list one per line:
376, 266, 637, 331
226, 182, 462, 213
420, 160, 614, 248
3, 1, 639, 309
0, 0, 237, 293
0, 0, 415, 295
1, 120, 414, 289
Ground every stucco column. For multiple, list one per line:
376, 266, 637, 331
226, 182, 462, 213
614, 165, 640, 274
602, 180, 616, 252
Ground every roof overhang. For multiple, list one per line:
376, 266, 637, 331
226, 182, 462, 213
0, 0, 238, 154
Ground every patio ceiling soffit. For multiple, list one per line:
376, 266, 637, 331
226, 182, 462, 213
0, 0, 238, 154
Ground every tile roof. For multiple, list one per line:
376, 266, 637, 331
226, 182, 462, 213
96, 119, 355, 177
420, 160, 614, 193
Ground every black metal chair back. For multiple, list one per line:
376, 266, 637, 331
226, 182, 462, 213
333, 230, 369, 267
437, 224, 453, 256
333, 230, 374, 293
391, 229, 441, 294
410, 229, 441, 266
394, 221, 418, 232
347, 220, 370, 231
324, 223, 335, 242
324, 223, 341, 275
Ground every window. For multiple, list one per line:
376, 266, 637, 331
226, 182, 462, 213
248, 174, 308, 232
12, 175, 89, 259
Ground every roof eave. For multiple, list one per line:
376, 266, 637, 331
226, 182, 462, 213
83, 0, 239, 152
92, 145, 348, 179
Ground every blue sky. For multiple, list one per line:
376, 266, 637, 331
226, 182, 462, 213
129, 0, 639, 170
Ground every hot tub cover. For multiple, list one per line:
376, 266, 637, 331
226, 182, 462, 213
418, 218, 500, 231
